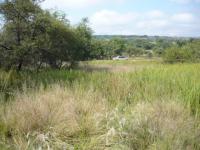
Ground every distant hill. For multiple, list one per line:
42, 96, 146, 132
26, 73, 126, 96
94, 35, 199, 41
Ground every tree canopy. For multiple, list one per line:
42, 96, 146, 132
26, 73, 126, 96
0, 0, 93, 71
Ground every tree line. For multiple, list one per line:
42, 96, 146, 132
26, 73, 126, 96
0, 0, 93, 71
0, 0, 200, 71
90, 37, 200, 60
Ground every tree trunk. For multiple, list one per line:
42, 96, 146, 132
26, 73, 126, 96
17, 59, 23, 71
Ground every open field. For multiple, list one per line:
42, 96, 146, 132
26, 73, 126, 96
1, 0, 199, 149
79, 58, 161, 72
1, 60, 200, 149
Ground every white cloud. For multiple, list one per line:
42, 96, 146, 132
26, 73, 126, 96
42, 0, 100, 9
170, 0, 191, 4
90, 10, 139, 35
171, 13, 195, 23
42, 0, 126, 10
137, 20, 169, 29
170, 0, 200, 4
147, 10, 166, 18
91, 10, 138, 26
40, 0, 200, 36
89, 10, 200, 36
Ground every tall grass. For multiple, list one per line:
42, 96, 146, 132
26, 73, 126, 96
0, 62, 200, 149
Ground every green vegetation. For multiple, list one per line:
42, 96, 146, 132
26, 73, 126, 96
1, 61, 200, 149
163, 40, 200, 63
0, 0, 199, 70
91, 35, 200, 61
0, 0, 92, 71
1, 1, 200, 150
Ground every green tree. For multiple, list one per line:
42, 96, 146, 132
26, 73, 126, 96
110, 38, 126, 56
74, 18, 93, 62
0, 0, 94, 70
163, 46, 192, 63
90, 39, 107, 59
0, 0, 44, 70
126, 46, 144, 57
184, 40, 200, 61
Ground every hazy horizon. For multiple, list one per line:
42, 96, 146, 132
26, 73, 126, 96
93, 34, 200, 38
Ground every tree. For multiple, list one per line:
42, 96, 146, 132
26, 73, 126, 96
126, 46, 144, 57
90, 39, 106, 59
163, 46, 192, 63
151, 39, 171, 57
0, 0, 94, 70
184, 40, 200, 61
0, 0, 44, 70
112, 38, 126, 55
74, 18, 93, 61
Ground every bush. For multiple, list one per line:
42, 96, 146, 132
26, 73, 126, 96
186, 40, 200, 61
163, 46, 192, 63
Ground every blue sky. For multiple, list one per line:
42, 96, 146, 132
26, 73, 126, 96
1, 0, 200, 36
41, 0, 200, 36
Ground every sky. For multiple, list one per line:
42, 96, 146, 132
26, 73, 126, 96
41, 0, 200, 37
1, 0, 200, 36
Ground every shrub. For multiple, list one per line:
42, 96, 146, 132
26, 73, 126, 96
163, 46, 192, 63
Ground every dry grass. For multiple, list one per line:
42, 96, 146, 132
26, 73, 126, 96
1, 85, 107, 149
105, 100, 200, 150
1, 62, 200, 149
128, 101, 200, 149
1, 87, 200, 149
